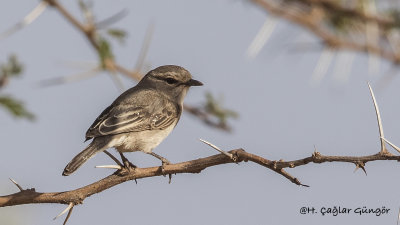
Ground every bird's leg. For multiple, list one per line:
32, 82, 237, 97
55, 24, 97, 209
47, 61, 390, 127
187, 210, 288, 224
148, 152, 172, 183
149, 152, 171, 165
119, 152, 137, 169
103, 150, 123, 167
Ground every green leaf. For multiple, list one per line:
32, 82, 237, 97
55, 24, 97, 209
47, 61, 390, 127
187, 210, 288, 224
0, 95, 34, 120
1, 54, 23, 78
326, 13, 353, 34
204, 92, 238, 126
96, 37, 114, 68
107, 28, 127, 44
387, 9, 400, 29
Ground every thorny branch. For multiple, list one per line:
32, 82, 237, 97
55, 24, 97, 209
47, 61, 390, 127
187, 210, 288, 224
3, 148, 400, 208
2, 82, 399, 223
251, 0, 400, 64
2, 0, 400, 223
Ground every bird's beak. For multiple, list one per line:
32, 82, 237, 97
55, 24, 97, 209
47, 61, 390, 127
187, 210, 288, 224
186, 79, 203, 86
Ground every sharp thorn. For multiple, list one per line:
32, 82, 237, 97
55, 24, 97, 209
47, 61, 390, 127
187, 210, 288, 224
54, 202, 74, 220
368, 82, 387, 153
95, 165, 122, 169
199, 138, 234, 160
9, 178, 23, 191
382, 137, 400, 154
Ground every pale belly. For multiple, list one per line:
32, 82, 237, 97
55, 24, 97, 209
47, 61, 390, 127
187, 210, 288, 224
113, 124, 175, 153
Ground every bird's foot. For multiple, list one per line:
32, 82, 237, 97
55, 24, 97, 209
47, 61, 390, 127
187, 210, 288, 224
160, 159, 172, 184
119, 153, 137, 170
114, 153, 136, 176
148, 152, 172, 183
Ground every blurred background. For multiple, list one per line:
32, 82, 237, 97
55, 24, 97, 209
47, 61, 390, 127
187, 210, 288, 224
2, 0, 400, 224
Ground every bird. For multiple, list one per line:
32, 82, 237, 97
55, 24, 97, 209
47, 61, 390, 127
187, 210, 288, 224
62, 65, 203, 176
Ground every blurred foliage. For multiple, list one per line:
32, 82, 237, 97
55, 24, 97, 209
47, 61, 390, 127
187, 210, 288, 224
77, 0, 127, 69
0, 54, 23, 87
0, 96, 34, 120
204, 92, 238, 127
326, 13, 353, 34
0, 55, 34, 120
387, 9, 400, 29
78, 0, 94, 24
96, 36, 114, 68
107, 28, 127, 44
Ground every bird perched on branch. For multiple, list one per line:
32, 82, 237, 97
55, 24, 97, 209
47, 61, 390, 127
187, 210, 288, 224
62, 65, 203, 176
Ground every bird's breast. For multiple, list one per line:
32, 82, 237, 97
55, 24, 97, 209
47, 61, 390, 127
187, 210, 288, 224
115, 122, 176, 153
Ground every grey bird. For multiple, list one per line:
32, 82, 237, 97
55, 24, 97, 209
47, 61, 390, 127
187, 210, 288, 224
62, 65, 202, 176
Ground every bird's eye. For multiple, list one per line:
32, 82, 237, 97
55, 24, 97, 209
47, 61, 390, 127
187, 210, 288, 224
165, 78, 178, 84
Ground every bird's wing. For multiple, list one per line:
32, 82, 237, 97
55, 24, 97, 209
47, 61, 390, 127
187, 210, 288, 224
85, 101, 178, 139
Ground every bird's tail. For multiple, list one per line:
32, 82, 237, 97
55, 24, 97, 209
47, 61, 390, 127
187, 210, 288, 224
62, 138, 108, 176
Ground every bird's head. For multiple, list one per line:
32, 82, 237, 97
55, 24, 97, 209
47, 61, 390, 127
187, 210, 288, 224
141, 65, 203, 102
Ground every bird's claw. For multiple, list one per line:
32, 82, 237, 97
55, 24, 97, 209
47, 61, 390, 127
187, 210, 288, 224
160, 159, 172, 184
160, 159, 170, 174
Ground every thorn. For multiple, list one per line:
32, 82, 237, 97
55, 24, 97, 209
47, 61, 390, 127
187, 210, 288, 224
0, 1, 48, 41
9, 178, 23, 191
134, 22, 154, 73
168, 174, 172, 184
332, 51, 355, 84
312, 149, 321, 158
354, 162, 367, 175
361, 166, 367, 176
95, 9, 129, 29
95, 165, 122, 170
54, 202, 74, 220
381, 137, 400, 154
397, 207, 400, 225
108, 70, 125, 92
38, 67, 100, 87
368, 82, 388, 154
63, 204, 74, 225
246, 16, 278, 59
310, 47, 335, 86
273, 161, 278, 170
199, 138, 236, 161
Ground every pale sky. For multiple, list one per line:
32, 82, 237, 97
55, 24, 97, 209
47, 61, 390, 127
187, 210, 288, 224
1, 1, 400, 225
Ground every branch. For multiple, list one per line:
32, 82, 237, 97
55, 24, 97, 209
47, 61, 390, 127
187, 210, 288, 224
251, 0, 400, 64
3, 148, 400, 208
43, 0, 231, 131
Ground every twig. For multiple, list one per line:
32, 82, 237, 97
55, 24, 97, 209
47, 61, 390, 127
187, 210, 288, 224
46, 0, 232, 131
9, 178, 23, 191
251, 0, 400, 64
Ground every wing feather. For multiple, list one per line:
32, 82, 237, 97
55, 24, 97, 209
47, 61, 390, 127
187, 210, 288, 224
86, 100, 179, 139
